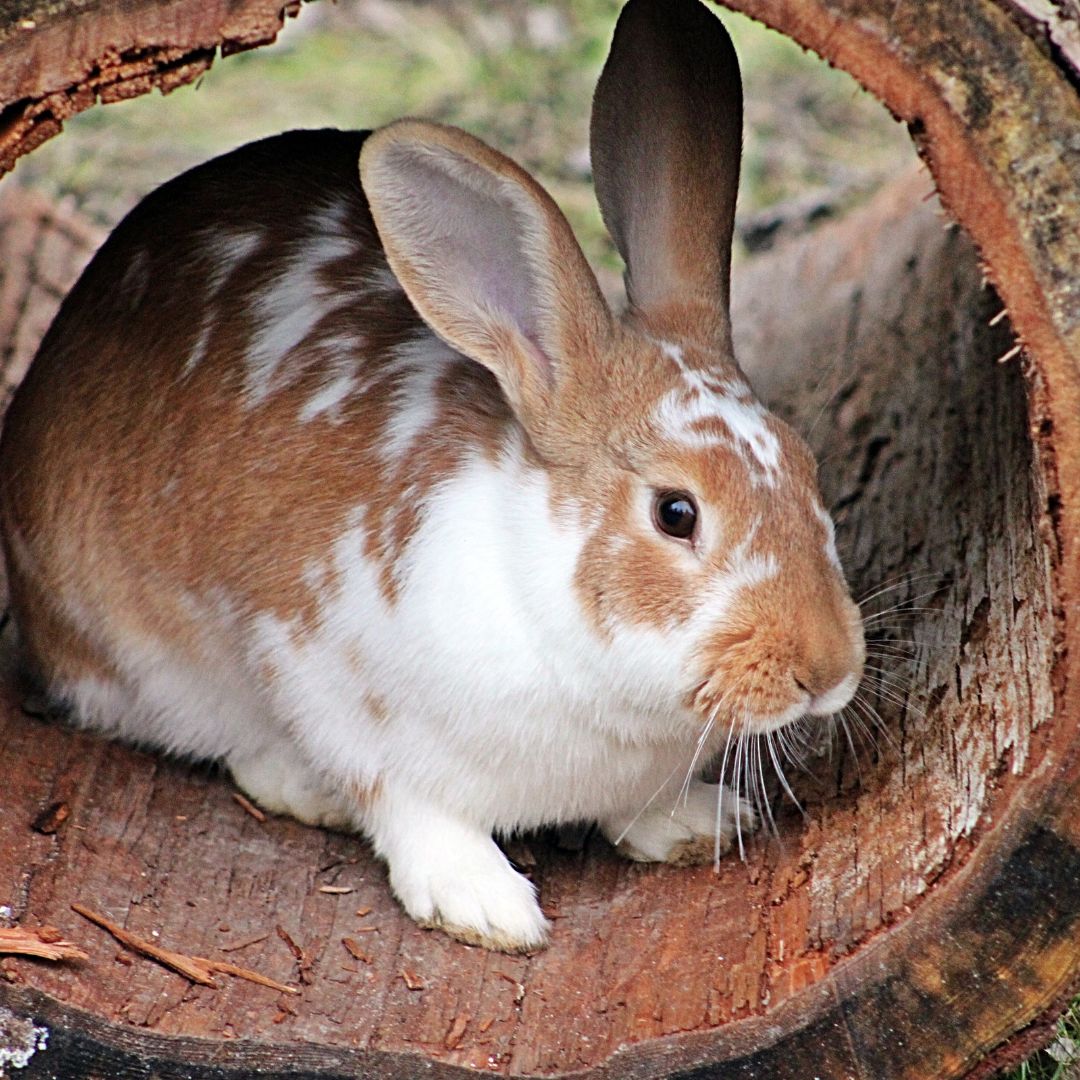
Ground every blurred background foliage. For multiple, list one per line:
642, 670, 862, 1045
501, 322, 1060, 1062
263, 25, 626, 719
13, 0, 913, 288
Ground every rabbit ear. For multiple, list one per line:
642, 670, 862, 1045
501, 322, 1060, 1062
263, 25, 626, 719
360, 121, 614, 433
590, 0, 743, 342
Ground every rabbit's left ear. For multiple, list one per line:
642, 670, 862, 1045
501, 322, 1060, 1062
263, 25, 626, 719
360, 121, 614, 436
590, 0, 743, 344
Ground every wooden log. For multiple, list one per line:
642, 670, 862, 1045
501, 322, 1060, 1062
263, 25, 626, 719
0, 163, 1054, 1077
1, 1, 1078, 1077
0, 0, 302, 176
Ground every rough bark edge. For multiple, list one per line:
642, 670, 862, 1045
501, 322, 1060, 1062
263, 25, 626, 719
0, 0, 306, 178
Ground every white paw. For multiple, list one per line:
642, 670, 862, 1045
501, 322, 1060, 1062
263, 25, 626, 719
228, 743, 357, 831
601, 780, 757, 865
386, 831, 549, 953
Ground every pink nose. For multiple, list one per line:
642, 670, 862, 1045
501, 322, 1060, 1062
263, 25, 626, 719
789, 598, 864, 707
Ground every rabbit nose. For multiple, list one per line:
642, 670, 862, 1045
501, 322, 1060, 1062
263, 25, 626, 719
792, 601, 864, 714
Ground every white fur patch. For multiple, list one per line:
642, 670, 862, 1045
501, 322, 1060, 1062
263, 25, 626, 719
232, 444, 710, 840
691, 543, 780, 639
378, 337, 459, 463
298, 370, 359, 423
656, 344, 781, 484
184, 321, 214, 378
809, 670, 860, 716
244, 203, 357, 405
51, 587, 284, 763
203, 229, 264, 296
295, 332, 369, 424
184, 229, 264, 377
815, 503, 843, 571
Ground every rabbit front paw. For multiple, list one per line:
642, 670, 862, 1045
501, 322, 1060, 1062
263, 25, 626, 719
372, 798, 550, 952
601, 780, 757, 865
394, 839, 549, 952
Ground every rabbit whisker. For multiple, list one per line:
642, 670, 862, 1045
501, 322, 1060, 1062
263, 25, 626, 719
766, 727, 806, 817
856, 571, 942, 608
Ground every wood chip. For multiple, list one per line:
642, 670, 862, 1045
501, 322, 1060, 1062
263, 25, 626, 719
400, 968, 425, 991
278, 999, 298, 1016
72, 904, 298, 995
272, 999, 298, 1024
495, 971, 526, 1004
0, 926, 87, 962
445, 1011, 469, 1049
318, 885, 353, 895
478, 1016, 495, 1033
275, 924, 303, 961
276, 924, 313, 984
231, 792, 267, 822
354, 906, 372, 917
31, 801, 70, 835
219, 932, 269, 953
351, 926, 378, 934
341, 938, 371, 964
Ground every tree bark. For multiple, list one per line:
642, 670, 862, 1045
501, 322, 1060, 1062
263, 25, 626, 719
0, 2, 1078, 1078
0, 0, 301, 176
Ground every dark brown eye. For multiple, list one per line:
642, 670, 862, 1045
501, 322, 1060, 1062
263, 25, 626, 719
654, 491, 698, 540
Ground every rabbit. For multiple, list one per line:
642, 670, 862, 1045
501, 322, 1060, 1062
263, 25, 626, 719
0, 0, 865, 953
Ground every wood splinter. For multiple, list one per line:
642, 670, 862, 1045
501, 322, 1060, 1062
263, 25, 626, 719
72, 904, 299, 995
231, 791, 267, 822
0, 925, 88, 962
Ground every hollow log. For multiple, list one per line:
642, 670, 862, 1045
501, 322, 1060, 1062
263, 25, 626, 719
0, 2, 1078, 1078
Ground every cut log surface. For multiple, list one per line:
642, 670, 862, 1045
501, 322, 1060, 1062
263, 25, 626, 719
1, 1, 1079, 1078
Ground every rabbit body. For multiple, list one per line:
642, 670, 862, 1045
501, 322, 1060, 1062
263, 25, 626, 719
0, 0, 864, 951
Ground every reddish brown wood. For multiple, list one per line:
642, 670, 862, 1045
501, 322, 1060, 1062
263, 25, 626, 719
2, 1, 1080, 1077
0, 0, 304, 176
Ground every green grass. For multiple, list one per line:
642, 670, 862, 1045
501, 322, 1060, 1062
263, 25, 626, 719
1001, 1003, 1080, 1079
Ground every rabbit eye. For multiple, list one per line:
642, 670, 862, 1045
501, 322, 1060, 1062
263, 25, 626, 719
653, 491, 698, 541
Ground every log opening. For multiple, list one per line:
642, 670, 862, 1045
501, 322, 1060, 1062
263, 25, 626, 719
1, 2, 1078, 1078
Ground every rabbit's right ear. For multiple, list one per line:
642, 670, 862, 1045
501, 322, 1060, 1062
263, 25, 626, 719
360, 121, 614, 442
590, 0, 743, 344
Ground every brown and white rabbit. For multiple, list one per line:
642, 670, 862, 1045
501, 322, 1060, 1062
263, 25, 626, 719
0, 0, 864, 952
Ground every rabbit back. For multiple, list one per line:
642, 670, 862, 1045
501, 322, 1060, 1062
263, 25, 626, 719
0, 129, 528, 766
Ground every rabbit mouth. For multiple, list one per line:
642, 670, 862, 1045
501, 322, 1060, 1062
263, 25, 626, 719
685, 664, 860, 737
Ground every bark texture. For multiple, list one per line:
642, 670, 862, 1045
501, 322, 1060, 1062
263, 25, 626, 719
0, 1, 1077, 1078
0, 0, 301, 176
